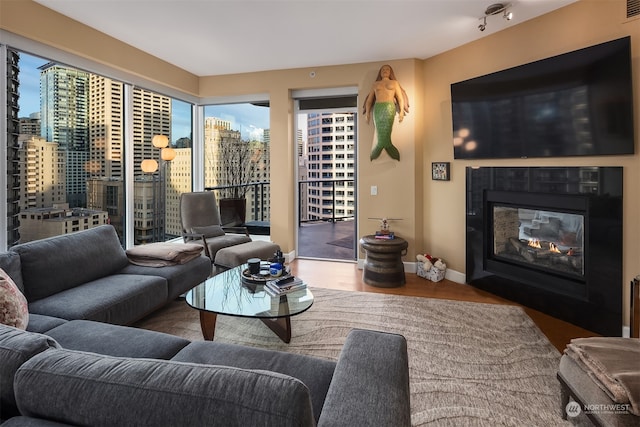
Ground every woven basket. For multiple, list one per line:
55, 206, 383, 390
416, 263, 446, 282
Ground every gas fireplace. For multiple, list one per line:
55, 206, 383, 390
466, 167, 623, 336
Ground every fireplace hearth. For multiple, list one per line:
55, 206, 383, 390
466, 167, 623, 336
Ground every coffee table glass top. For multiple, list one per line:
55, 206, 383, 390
184, 263, 314, 319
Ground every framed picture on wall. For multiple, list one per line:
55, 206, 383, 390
432, 162, 450, 181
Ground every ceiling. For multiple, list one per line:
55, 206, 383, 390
35, 0, 578, 77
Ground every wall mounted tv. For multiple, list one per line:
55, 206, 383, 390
451, 36, 634, 159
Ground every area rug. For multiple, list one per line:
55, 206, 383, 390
135, 288, 569, 426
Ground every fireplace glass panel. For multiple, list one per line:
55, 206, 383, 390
492, 206, 584, 277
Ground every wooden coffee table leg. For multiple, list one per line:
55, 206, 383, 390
199, 311, 217, 341
260, 317, 292, 343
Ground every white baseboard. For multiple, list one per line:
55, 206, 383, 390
357, 260, 467, 285
622, 326, 630, 338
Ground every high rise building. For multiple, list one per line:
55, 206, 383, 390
18, 136, 65, 210
165, 147, 192, 237
39, 63, 90, 151
13, 61, 172, 243
89, 76, 124, 179
39, 63, 90, 207
305, 112, 355, 222
85, 79, 171, 242
19, 113, 40, 136
6, 49, 21, 246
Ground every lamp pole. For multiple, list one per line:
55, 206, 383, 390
141, 135, 175, 244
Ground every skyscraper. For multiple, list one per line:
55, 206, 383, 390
39, 63, 90, 207
6, 49, 21, 246
39, 63, 90, 151
305, 112, 355, 222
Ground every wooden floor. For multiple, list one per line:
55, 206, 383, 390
289, 258, 599, 352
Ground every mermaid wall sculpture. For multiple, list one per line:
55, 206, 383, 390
363, 64, 409, 161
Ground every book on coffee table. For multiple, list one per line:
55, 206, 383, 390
265, 276, 306, 296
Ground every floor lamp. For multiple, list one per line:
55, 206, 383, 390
140, 135, 176, 243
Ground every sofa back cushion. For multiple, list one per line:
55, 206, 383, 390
12, 225, 129, 302
0, 324, 60, 417
15, 349, 316, 427
0, 251, 23, 293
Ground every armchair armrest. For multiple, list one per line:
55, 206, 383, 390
318, 329, 411, 427
181, 232, 211, 259
222, 226, 250, 237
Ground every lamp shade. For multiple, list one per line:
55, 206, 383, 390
140, 159, 158, 173
161, 147, 176, 161
152, 134, 169, 148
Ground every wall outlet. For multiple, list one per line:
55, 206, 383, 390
371, 185, 378, 196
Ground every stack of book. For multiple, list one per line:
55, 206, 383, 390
375, 231, 395, 240
265, 275, 306, 296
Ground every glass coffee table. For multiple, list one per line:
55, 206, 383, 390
184, 263, 314, 343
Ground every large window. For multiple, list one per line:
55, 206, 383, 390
202, 103, 270, 229
7, 49, 193, 246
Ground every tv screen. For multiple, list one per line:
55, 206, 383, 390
451, 37, 634, 159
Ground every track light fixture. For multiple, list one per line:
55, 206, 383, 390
478, 16, 487, 31
478, 3, 513, 31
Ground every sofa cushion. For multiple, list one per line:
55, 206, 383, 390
15, 349, 316, 427
0, 268, 29, 329
1, 416, 71, 426
12, 225, 130, 302
46, 320, 190, 359
26, 314, 67, 334
119, 254, 211, 300
27, 274, 167, 325
0, 324, 60, 418
172, 341, 336, 423
0, 251, 23, 293
0, 416, 71, 426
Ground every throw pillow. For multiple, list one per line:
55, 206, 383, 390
0, 268, 29, 330
191, 225, 225, 238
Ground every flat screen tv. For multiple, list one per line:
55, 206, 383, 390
451, 36, 634, 159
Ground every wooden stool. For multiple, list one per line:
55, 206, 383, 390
359, 235, 408, 288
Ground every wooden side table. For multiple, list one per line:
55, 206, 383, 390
359, 235, 408, 288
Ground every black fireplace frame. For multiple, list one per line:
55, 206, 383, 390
466, 167, 623, 336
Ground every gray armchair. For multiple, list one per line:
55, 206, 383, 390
179, 192, 252, 262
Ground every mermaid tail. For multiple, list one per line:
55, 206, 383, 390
371, 102, 400, 161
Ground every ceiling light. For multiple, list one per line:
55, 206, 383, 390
478, 3, 513, 31
478, 16, 487, 32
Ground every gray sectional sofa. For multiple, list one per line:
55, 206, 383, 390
2, 225, 212, 330
0, 225, 412, 426
0, 324, 411, 426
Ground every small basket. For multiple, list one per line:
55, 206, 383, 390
417, 262, 446, 282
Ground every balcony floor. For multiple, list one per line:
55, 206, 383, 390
297, 220, 356, 261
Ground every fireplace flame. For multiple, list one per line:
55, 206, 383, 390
549, 242, 561, 253
528, 239, 541, 249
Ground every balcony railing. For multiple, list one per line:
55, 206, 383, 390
298, 179, 355, 226
204, 179, 355, 228
205, 181, 270, 223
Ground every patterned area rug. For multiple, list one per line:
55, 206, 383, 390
135, 287, 569, 426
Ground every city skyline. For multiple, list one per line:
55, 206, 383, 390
16, 52, 270, 143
